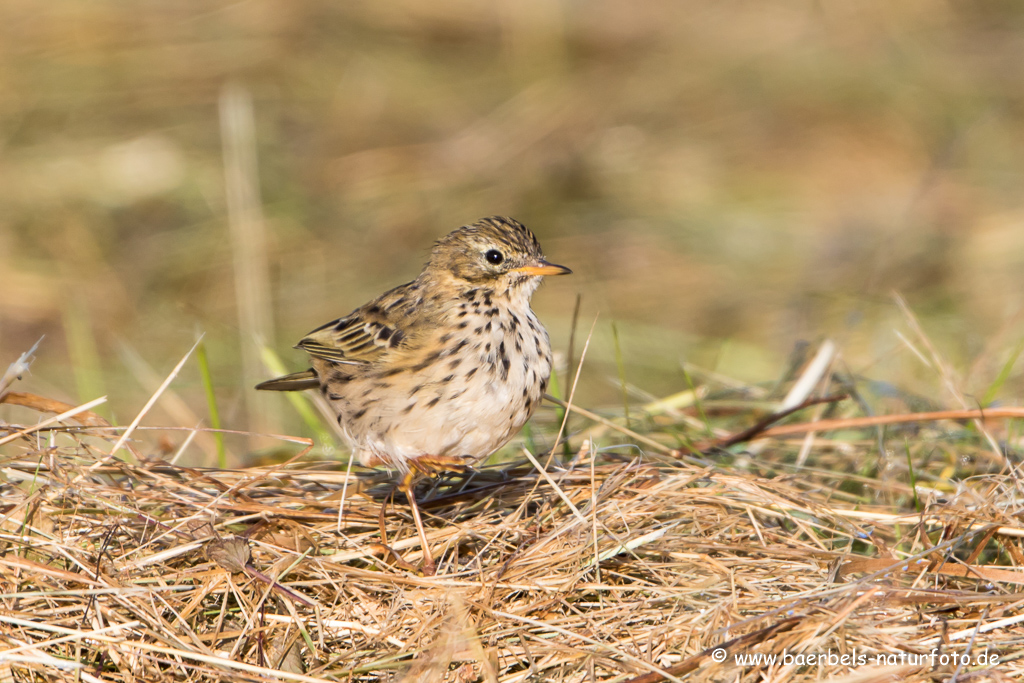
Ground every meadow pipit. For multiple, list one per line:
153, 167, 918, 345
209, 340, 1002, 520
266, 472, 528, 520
258, 216, 571, 572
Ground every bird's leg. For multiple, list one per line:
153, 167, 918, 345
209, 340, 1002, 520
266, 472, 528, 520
399, 455, 471, 576
399, 468, 436, 576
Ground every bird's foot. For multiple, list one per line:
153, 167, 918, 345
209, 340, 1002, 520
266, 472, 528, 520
409, 454, 472, 478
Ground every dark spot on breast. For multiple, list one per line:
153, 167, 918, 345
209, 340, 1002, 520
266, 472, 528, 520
439, 332, 453, 344
500, 358, 510, 379
463, 288, 479, 301
328, 392, 343, 400
442, 374, 454, 383
510, 313, 520, 327
365, 304, 382, 316
381, 367, 404, 377
449, 388, 467, 400
465, 367, 478, 378
411, 383, 425, 395
403, 403, 416, 414
458, 321, 468, 328
412, 350, 443, 371
485, 321, 492, 332
449, 357, 463, 370
485, 342, 491, 352
540, 377, 548, 391
352, 407, 368, 419
458, 310, 468, 318
427, 396, 441, 408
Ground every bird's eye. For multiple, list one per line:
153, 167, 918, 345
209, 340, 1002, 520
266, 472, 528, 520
485, 249, 504, 265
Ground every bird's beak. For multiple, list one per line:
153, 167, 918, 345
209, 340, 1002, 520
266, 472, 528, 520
511, 259, 572, 277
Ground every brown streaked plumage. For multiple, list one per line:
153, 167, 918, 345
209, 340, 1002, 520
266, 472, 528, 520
258, 216, 571, 573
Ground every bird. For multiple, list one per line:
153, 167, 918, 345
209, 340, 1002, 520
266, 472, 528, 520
257, 216, 571, 573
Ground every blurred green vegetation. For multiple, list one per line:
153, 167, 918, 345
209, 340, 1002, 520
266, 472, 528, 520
4, 1, 1024, 464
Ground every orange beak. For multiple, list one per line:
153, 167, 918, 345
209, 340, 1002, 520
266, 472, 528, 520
511, 259, 572, 277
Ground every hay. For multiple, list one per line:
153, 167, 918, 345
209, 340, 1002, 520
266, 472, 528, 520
0, 408, 1021, 682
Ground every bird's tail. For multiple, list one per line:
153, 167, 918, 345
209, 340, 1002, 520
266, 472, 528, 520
255, 369, 320, 391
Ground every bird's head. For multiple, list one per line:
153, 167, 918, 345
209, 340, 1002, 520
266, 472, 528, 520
425, 216, 571, 297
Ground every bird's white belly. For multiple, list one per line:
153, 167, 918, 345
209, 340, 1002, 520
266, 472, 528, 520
346, 308, 552, 471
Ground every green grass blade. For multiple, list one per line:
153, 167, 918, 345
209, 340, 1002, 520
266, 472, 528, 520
904, 438, 920, 513
681, 365, 712, 439
546, 367, 571, 457
611, 321, 630, 429
982, 337, 1024, 407
62, 303, 109, 420
196, 341, 226, 468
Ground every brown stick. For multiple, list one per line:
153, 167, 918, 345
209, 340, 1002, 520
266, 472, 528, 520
0, 391, 111, 427
757, 406, 1024, 438
696, 394, 848, 452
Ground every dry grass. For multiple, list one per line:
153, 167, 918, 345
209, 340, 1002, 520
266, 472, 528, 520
2, 368, 1023, 682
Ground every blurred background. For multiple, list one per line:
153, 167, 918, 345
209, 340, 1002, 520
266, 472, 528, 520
4, 1, 1024, 464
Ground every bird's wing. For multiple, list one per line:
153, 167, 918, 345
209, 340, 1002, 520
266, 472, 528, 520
295, 283, 414, 365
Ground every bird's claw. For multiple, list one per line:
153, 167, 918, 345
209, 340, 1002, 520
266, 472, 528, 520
409, 454, 472, 477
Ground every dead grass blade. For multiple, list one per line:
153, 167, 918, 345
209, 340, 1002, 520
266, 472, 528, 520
758, 406, 1024, 438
